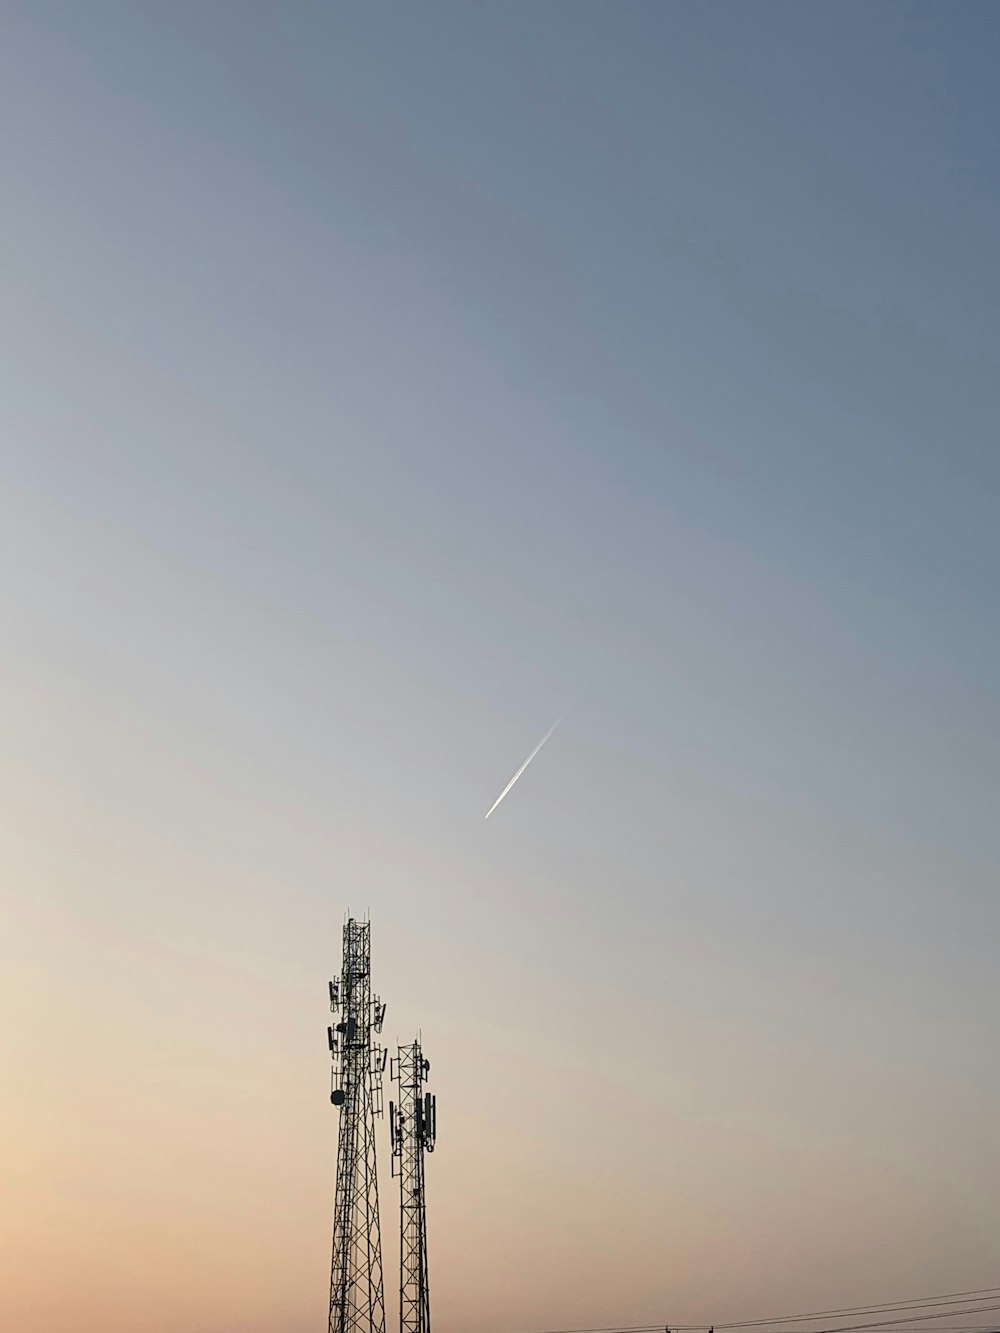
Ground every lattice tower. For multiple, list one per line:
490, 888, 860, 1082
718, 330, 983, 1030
327, 919, 388, 1333
390, 1040, 436, 1333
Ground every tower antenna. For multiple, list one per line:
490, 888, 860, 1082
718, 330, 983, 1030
327, 918, 388, 1333
389, 1039, 436, 1333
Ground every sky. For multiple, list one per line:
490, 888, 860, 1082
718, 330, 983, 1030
2, 2, 1000, 1331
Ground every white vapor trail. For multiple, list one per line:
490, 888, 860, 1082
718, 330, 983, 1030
484, 716, 563, 820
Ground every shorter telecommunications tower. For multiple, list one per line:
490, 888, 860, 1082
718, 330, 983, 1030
327, 918, 388, 1333
390, 1040, 436, 1333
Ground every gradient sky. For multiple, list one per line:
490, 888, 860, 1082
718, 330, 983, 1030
3, 4, 1000, 1331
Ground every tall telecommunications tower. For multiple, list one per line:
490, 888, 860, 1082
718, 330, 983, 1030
327, 918, 388, 1333
390, 1039, 437, 1333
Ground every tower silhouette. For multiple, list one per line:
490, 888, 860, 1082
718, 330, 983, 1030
327, 919, 387, 1333
390, 1039, 436, 1333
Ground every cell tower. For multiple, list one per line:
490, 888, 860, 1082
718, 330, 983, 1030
389, 1039, 437, 1333
327, 918, 388, 1333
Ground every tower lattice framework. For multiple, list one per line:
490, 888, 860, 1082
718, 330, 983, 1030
390, 1039, 436, 1333
327, 919, 387, 1333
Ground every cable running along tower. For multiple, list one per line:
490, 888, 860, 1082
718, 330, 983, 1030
327, 918, 388, 1333
390, 1040, 436, 1333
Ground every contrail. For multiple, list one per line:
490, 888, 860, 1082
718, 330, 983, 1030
484, 715, 563, 820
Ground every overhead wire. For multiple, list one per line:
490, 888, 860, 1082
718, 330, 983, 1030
522, 1284, 1000, 1333
719, 1289, 1000, 1329
793, 1305, 1000, 1333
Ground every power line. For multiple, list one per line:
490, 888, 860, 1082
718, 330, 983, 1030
800, 1305, 1000, 1333
521, 1285, 1000, 1333
720, 1290, 1000, 1330
526, 1318, 1000, 1333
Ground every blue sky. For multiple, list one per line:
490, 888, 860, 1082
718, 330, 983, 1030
3, 5, 1000, 1331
